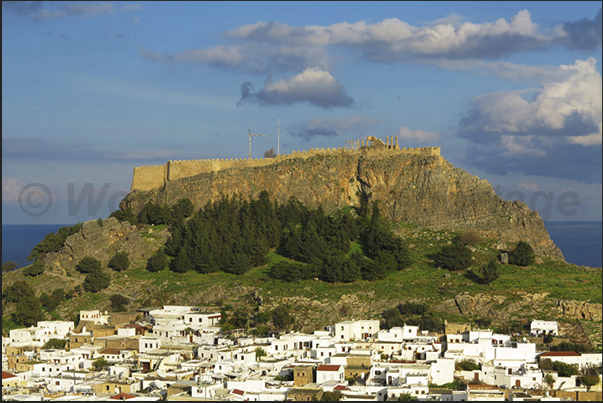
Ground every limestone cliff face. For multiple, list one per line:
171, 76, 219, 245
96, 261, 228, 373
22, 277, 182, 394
41, 217, 169, 277
120, 150, 563, 260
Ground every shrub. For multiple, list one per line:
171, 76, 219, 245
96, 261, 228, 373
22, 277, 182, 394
456, 359, 480, 371
92, 357, 108, 370
270, 260, 319, 282
76, 257, 102, 274
397, 301, 429, 316
147, 249, 169, 272
110, 294, 130, 312
40, 288, 65, 312
108, 252, 130, 272
481, 259, 499, 284
83, 269, 111, 292
255, 347, 267, 359
109, 209, 138, 225
509, 241, 535, 266
43, 338, 67, 349
433, 241, 472, 271
2, 260, 17, 273
458, 230, 482, 246
3, 280, 35, 302
23, 260, 45, 277
14, 296, 42, 327
272, 305, 294, 330
553, 361, 580, 377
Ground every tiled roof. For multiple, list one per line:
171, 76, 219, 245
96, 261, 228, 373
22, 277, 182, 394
317, 364, 342, 371
2, 371, 18, 379
109, 392, 137, 400
232, 389, 245, 395
541, 351, 581, 357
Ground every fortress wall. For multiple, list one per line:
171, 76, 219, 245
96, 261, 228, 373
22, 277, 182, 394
130, 144, 440, 191
131, 164, 167, 192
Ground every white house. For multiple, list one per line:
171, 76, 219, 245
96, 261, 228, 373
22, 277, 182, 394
316, 364, 345, 383
139, 336, 162, 354
530, 320, 558, 336
79, 310, 109, 325
36, 321, 75, 341
429, 358, 456, 386
538, 351, 602, 370
334, 320, 380, 341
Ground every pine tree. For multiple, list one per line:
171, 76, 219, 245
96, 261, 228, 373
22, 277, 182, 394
481, 259, 499, 284
170, 246, 193, 273
434, 241, 472, 271
76, 257, 102, 274
83, 269, 110, 292
509, 241, 535, 266
14, 296, 42, 327
147, 249, 169, 272
108, 252, 130, 272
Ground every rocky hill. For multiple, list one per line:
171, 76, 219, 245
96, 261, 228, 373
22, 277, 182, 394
121, 150, 563, 260
5, 148, 601, 348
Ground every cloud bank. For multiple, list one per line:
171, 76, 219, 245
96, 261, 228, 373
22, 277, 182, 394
237, 68, 354, 109
456, 58, 602, 182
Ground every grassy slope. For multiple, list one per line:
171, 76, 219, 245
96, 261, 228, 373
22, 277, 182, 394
3, 223, 601, 348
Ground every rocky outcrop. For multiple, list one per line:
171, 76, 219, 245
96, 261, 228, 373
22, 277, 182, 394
430, 292, 603, 324
41, 217, 169, 276
555, 299, 603, 321
121, 151, 563, 259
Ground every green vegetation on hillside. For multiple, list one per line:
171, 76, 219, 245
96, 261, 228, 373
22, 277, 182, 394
2, 191, 601, 344
28, 223, 82, 260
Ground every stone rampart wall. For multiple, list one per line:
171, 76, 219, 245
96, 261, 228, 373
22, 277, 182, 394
131, 164, 167, 192
130, 146, 441, 191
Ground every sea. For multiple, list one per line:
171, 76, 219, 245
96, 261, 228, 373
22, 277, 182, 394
2, 221, 602, 269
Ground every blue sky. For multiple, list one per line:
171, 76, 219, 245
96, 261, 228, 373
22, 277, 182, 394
2, 1, 601, 224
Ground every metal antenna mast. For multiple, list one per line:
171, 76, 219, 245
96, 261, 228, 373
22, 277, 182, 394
248, 129, 270, 159
277, 118, 280, 155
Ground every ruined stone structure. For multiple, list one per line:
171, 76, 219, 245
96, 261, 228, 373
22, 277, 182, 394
131, 137, 440, 191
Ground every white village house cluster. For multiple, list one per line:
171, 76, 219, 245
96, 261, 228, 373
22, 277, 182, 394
2, 306, 602, 401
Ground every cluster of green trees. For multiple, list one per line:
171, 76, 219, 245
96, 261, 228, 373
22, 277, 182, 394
432, 235, 535, 285
219, 303, 289, 334
23, 260, 45, 277
28, 223, 82, 260
164, 193, 275, 274
76, 257, 111, 293
158, 192, 411, 283
381, 301, 444, 332
2, 281, 42, 327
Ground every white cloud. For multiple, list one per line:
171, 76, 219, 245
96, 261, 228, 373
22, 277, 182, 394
238, 68, 354, 109
458, 58, 602, 147
225, 10, 565, 62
